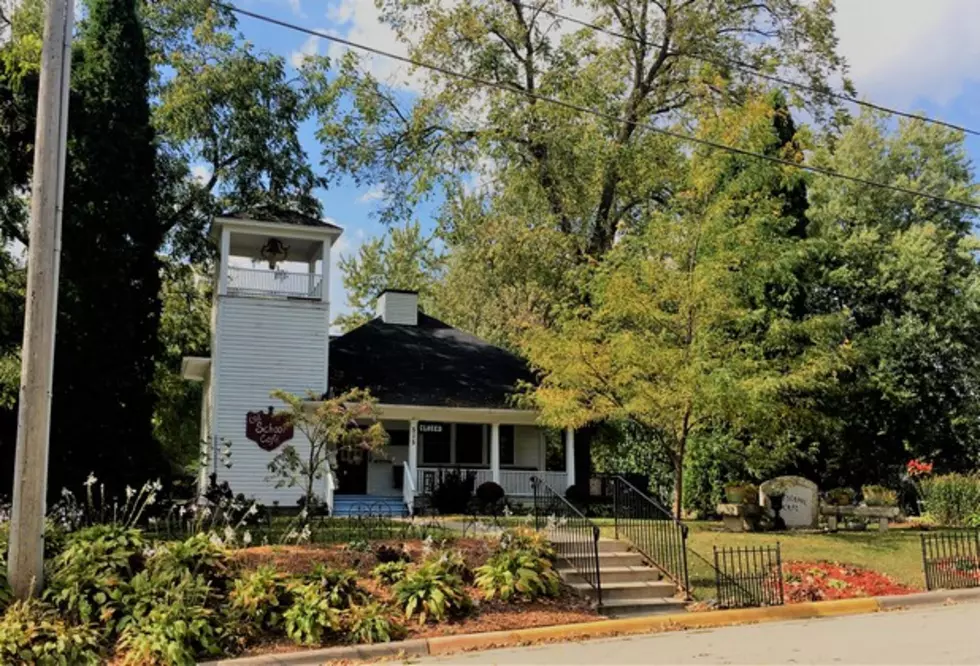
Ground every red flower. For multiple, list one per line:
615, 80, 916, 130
907, 459, 933, 477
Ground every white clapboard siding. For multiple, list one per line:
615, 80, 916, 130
212, 297, 329, 505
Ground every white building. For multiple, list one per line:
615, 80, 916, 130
182, 208, 582, 516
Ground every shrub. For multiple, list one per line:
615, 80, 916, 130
919, 474, 980, 526
374, 544, 410, 564
283, 582, 342, 646
0, 599, 101, 665
45, 525, 146, 632
227, 567, 293, 637
344, 603, 406, 644
474, 550, 560, 602
393, 561, 472, 624
306, 566, 366, 609
564, 483, 589, 506
475, 482, 506, 512
430, 469, 476, 514
861, 485, 898, 507
372, 561, 409, 585
824, 488, 856, 507
497, 527, 555, 560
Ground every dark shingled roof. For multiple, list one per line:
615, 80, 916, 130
222, 205, 342, 231
328, 313, 536, 409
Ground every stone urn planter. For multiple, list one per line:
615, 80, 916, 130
717, 502, 763, 532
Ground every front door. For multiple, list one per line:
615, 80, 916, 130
336, 448, 368, 494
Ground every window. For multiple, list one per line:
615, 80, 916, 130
420, 422, 450, 464
455, 424, 484, 465
499, 425, 515, 466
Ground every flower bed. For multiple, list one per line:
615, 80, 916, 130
781, 561, 916, 602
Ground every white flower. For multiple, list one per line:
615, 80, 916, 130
502, 505, 513, 518
148, 517, 158, 526
209, 533, 224, 547
152, 479, 164, 492
125, 486, 135, 501
145, 493, 157, 506
60, 487, 72, 499
558, 516, 568, 527
247, 503, 259, 517
285, 529, 298, 542
299, 525, 311, 543
84, 473, 97, 488
243, 531, 252, 546
298, 508, 308, 520
200, 507, 212, 519
223, 526, 235, 544
422, 535, 434, 555
178, 506, 187, 517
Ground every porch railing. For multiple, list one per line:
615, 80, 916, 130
611, 474, 690, 595
227, 266, 323, 299
532, 475, 602, 606
416, 467, 566, 497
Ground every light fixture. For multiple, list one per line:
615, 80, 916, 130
259, 237, 289, 269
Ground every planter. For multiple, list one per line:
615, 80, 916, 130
716, 503, 763, 532
724, 484, 758, 505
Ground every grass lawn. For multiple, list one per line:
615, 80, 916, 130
680, 522, 926, 600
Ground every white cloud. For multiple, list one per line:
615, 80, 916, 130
834, 0, 980, 108
286, 0, 305, 18
357, 185, 386, 203
289, 33, 321, 69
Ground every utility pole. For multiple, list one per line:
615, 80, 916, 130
8, 0, 75, 599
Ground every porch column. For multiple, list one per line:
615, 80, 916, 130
307, 257, 316, 298
408, 419, 419, 479
217, 227, 230, 295
490, 423, 501, 484
321, 239, 330, 303
565, 426, 576, 489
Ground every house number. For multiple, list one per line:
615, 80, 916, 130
419, 423, 443, 433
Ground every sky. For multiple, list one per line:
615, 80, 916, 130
227, 0, 980, 323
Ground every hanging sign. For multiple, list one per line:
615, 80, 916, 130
246, 407, 294, 451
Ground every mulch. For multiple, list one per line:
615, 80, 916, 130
781, 560, 916, 602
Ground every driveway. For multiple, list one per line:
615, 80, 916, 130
413, 603, 980, 664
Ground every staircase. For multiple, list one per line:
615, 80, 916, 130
331, 494, 407, 518
556, 538, 688, 618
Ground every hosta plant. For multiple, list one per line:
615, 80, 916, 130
393, 561, 472, 625
227, 566, 294, 637
427, 549, 473, 583
150, 533, 230, 587
372, 561, 409, 585
307, 565, 366, 609
45, 525, 146, 633
0, 599, 101, 665
344, 602, 406, 644
497, 528, 555, 560
475, 550, 560, 602
283, 582, 342, 646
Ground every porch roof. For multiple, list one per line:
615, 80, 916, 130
328, 312, 536, 410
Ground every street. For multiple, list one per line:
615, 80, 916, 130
415, 603, 980, 664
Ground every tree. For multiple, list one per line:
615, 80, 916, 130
522, 100, 846, 517
151, 259, 211, 472
266, 389, 387, 508
336, 221, 443, 332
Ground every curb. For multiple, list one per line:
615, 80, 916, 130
200, 590, 979, 665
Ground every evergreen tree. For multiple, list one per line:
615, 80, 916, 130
49, 0, 166, 491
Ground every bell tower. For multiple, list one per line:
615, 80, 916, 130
185, 207, 342, 504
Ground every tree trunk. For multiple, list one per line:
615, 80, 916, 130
672, 459, 684, 520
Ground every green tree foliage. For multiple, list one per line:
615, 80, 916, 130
522, 99, 846, 516
336, 221, 443, 332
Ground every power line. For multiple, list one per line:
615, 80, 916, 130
514, 1, 980, 138
218, 2, 980, 213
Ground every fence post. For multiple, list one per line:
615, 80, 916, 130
775, 542, 784, 605
920, 533, 931, 591
613, 477, 619, 540
592, 525, 602, 607
532, 476, 540, 531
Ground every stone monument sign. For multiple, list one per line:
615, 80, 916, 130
759, 476, 818, 529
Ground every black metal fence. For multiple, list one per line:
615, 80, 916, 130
921, 530, 980, 591
713, 544, 784, 608
531, 475, 603, 606
611, 475, 690, 595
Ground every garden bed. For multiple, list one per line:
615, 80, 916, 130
782, 561, 916, 602
233, 538, 602, 658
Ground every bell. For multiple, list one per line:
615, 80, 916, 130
260, 237, 289, 269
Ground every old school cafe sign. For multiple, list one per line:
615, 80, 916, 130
246, 407, 294, 451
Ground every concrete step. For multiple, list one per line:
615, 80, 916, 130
598, 597, 689, 619
558, 565, 662, 585
553, 539, 631, 555
563, 551, 647, 569
570, 580, 678, 602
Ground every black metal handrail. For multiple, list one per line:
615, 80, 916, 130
611, 474, 690, 595
713, 544, 784, 608
531, 475, 603, 606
